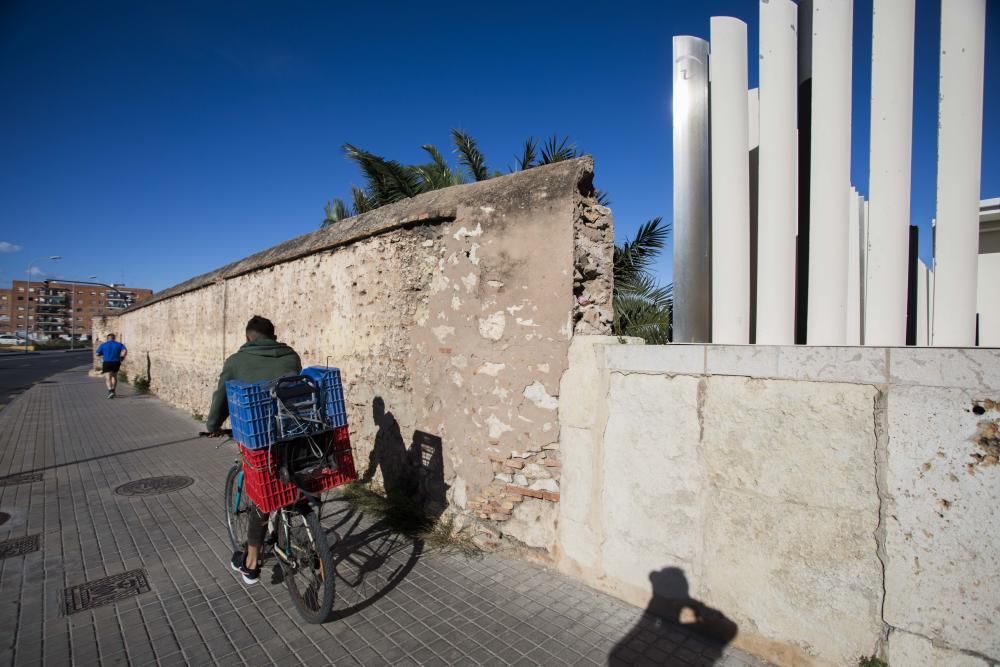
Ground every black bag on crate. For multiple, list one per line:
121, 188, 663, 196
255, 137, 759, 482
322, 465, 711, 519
270, 374, 337, 499
270, 375, 328, 442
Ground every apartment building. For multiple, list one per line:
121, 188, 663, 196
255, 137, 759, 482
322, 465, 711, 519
4, 280, 153, 339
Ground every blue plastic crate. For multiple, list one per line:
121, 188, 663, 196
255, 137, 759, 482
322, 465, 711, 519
225, 380, 276, 450
302, 366, 348, 428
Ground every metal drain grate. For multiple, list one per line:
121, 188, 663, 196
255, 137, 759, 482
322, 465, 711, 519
0, 512, 9, 526
0, 534, 39, 559
64, 569, 151, 615
0, 472, 43, 487
114, 476, 194, 497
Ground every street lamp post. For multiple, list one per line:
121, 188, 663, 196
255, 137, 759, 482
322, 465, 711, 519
24, 255, 61, 354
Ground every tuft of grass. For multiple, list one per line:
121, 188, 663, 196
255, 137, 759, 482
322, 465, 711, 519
337, 482, 481, 557
858, 656, 888, 667
132, 375, 151, 394
117, 370, 128, 384
192, 411, 204, 422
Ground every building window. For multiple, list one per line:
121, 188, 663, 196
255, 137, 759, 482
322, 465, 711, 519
17, 296, 23, 301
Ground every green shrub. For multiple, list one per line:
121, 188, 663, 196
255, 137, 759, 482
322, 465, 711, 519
117, 370, 128, 384
858, 656, 888, 667
132, 375, 151, 394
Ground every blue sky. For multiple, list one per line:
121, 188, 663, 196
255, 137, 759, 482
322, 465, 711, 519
0, 0, 997, 292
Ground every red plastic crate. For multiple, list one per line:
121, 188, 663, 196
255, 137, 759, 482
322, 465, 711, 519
239, 426, 357, 513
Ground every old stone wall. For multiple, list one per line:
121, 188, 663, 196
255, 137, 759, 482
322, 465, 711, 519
559, 339, 1000, 667
95, 157, 612, 548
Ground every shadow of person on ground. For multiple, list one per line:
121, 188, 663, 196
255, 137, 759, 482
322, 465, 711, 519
361, 396, 448, 519
608, 567, 738, 666
317, 500, 423, 621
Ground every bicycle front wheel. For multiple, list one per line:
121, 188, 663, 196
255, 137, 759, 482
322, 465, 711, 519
278, 508, 335, 624
224, 463, 251, 551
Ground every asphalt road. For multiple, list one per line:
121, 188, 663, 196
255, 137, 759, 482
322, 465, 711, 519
0, 349, 94, 407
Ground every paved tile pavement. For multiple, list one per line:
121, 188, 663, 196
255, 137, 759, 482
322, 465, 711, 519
0, 365, 773, 666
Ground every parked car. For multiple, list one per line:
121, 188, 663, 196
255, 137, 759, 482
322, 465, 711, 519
0, 335, 25, 346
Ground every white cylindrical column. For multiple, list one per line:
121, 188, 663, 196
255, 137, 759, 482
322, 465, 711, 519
865, 0, 915, 347
756, 0, 798, 344
847, 188, 862, 345
710, 17, 751, 344
807, 0, 853, 345
932, 0, 986, 346
672, 36, 712, 343
917, 259, 930, 346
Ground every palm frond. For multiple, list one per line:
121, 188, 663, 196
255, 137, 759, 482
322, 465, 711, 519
450, 129, 489, 181
614, 217, 670, 285
344, 143, 422, 206
351, 186, 374, 215
539, 134, 578, 164
414, 144, 465, 190
516, 138, 538, 171
322, 198, 351, 226
595, 189, 611, 206
613, 277, 673, 343
421, 144, 449, 172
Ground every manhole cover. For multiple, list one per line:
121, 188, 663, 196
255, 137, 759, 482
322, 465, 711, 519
114, 476, 194, 496
0, 512, 9, 526
0, 534, 39, 559
64, 569, 151, 615
0, 472, 42, 487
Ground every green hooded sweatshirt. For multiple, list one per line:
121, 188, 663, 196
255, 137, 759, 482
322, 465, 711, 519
206, 337, 302, 432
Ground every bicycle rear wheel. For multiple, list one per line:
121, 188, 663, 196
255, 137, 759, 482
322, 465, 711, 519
277, 507, 335, 624
224, 463, 251, 551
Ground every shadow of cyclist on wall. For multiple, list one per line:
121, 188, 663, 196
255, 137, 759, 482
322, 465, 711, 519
361, 396, 417, 502
361, 397, 448, 519
608, 567, 738, 666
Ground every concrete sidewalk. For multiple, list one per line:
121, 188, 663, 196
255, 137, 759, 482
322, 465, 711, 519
0, 365, 770, 666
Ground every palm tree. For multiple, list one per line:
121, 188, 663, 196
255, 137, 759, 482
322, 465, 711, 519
613, 218, 673, 343
322, 130, 673, 341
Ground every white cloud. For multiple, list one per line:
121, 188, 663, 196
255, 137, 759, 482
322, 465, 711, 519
0, 241, 22, 253
26, 266, 46, 277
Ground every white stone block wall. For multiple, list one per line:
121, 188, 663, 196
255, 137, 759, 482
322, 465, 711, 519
558, 339, 1000, 667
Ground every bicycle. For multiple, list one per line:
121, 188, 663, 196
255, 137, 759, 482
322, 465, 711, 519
204, 373, 351, 624
223, 451, 336, 623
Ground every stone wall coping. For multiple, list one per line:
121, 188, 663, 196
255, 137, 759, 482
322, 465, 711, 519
124, 157, 595, 314
600, 341, 1000, 390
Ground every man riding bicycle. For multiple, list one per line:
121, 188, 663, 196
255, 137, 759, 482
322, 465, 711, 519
206, 315, 301, 584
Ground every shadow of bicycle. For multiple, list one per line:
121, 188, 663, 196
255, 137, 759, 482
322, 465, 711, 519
319, 498, 423, 622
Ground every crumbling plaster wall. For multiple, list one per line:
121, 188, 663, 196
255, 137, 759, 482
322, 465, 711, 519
559, 339, 1000, 667
95, 157, 612, 548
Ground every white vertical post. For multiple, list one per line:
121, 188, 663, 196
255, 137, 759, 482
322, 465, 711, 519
807, 0, 853, 345
860, 195, 870, 343
932, 0, 986, 347
847, 187, 862, 345
917, 259, 930, 346
756, 0, 798, 345
710, 17, 751, 344
866, 0, 915, 347
672, 36, 712, 343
